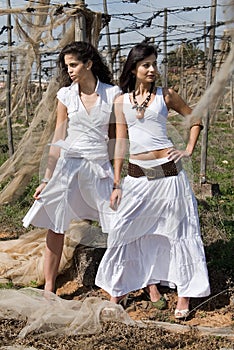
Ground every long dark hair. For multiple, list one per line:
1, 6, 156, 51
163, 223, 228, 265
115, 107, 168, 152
119, 42, 158, 93
57, 41, 113, 87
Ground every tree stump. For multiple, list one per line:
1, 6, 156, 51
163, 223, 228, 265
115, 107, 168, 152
56, 245, 106, 292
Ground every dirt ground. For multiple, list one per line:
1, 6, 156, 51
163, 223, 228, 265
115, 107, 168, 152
0, 281, 233, 349
55, 280, 234, 329
0, 232, 234, 349
0, 317, 234, 350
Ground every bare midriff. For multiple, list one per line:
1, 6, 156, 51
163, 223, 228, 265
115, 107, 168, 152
130, 147, 174, 160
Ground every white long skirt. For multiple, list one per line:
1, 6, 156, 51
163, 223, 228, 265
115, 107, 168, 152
95, 168, 210, 298
23, 155, 113, 234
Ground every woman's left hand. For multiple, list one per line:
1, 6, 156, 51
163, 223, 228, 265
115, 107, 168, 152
110, 189, 122, 211
167, 148, 191, 162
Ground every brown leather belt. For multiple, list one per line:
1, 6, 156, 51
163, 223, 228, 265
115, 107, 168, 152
128, 160, 182, 180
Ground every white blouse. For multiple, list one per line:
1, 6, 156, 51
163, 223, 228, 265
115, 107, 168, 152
55, 80, 121, 160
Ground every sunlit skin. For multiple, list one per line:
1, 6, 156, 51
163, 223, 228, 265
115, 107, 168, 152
132, 53, 157, 87
64, 54, 92, 84
64, 54, 99, 108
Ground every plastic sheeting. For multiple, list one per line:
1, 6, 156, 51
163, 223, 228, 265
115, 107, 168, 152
0, 220, 107, 286
0, 288, 135, 338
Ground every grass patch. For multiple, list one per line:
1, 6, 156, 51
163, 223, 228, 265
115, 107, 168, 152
0, 281, 14, 289
0, 175, 39, 234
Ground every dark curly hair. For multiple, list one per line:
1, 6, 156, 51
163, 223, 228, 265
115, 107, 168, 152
119, 42, 158, 93
57, 41, 113, 87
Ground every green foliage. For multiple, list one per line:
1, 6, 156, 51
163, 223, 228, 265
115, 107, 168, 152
198, 195, 234, 279
206, 237, 234, 279
28, 280, 38, 287
0, 118, 28, 167
0, 127, 9, 167
0, 174, 39, 234
168, 110, 234, 286
0, 281, 14, 289
20, 174, 40, 208
167, 43, 205, 68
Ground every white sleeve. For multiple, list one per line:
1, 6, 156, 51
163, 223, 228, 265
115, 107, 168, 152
57, 87, 68, 107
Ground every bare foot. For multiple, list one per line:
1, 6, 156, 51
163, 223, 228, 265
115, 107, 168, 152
110, 294, 129, 307
44, 282, 54, 293
146, 284, 162, 302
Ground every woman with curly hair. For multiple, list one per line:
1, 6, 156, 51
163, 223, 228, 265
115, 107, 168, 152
23, 41, 120, 293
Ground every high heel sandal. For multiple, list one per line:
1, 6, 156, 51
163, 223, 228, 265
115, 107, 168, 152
174, 308, 190, 320
175, 297, 190, 319
117, 293, 129, 308
143, 288, 167, 310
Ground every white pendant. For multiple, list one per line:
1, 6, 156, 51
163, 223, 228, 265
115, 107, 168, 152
136, 109, 144, 119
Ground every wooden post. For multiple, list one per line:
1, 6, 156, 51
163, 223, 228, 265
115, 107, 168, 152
184, 75, 187, 101
38, 53, 42, 101
230, 29, 234, 127
75, 0, 86, 41
231, 73, 234, 127
204, 21, 207, 60
180, 45, 184, 99
162, 8, 168, 87
200, 0, 217, 184
117, 28, 121, 81
103, 0, 113, 73
6, 0, 14, 156
24, 89, 29, 127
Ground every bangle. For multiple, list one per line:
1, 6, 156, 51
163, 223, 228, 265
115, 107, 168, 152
113, 184, 122, 190
190, 123, 204, 130
41, 177, 50, 184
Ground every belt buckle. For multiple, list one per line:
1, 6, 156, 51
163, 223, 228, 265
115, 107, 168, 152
143, 166, 166, 180
143, 167, 157, 180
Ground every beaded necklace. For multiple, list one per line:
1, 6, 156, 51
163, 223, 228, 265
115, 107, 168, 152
132, 84, 154, 119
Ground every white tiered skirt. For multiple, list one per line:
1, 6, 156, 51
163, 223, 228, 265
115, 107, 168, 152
23, 155, 113, 234
95, 165, 210, 298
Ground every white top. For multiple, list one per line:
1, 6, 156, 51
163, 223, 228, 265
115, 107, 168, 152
123, 87, 174, 154
23, 80, 121, 234
56, 80, 121, 160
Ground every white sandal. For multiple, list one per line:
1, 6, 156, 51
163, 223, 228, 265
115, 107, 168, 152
174, 308, 190, 319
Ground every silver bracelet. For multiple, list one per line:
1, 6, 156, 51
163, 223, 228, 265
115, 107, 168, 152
41, 177, 50, 184
113, 184, 122, 190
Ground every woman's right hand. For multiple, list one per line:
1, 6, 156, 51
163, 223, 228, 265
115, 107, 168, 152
33, 183, 47, 200
110, 189, 122, 211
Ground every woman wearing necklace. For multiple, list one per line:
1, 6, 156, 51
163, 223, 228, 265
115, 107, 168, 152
95, 42, 210, 319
